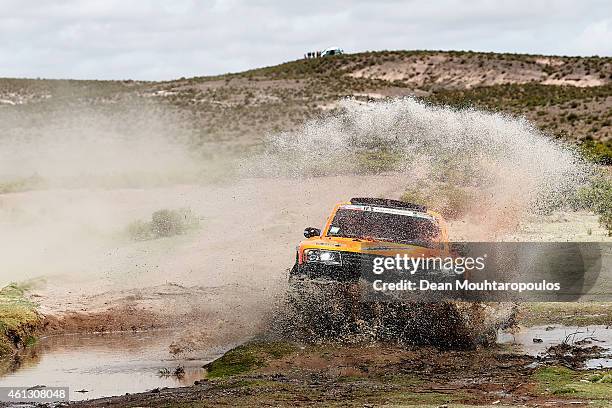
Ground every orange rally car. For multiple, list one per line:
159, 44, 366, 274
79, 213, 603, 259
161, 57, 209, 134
290, 198, 450, 282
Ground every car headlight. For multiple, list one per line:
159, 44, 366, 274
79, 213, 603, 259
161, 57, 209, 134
304, 249, 341, 265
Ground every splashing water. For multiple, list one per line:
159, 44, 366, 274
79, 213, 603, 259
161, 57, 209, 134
250, 98, 592, 238
255, 98, 593, 348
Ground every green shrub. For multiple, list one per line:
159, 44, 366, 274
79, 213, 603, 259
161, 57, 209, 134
580, 139, 612, 165
574, 175, 612, 235
401, 183, 474, 219
400, 188, 433, 208
127, 208, 199, 241
355, 149, 401, 173
151, 209, 187, 237
0, 175, 44, 194
588, 373, 612, 383
127, 219, 154, 241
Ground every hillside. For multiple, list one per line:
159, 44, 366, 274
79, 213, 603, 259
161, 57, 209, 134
1, 50, 611, 157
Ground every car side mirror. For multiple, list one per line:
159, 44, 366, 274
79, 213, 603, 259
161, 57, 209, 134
304, 227, 321, 238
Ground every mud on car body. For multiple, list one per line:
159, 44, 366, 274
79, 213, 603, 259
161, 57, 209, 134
290, 198, 450, 282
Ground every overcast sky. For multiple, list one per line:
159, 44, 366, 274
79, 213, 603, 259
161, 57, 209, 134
2, 0, 611, 80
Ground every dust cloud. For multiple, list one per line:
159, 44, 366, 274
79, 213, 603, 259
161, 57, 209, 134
0, 103, 205, 188
0, 102, 213, 288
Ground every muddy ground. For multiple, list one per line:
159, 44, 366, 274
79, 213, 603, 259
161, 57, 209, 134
2, 168, 611, 405
66, 340, 612, 408
3, 199, 609, 406
10, 283, 610, 407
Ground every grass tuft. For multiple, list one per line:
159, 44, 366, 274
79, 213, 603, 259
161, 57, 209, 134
206, 342, 298, 378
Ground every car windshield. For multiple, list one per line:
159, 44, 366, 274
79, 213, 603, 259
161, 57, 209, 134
327, 206, 440, 246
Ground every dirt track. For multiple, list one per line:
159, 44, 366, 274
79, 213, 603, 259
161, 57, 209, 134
2, 175, 406, 345
10, 173, 608, 346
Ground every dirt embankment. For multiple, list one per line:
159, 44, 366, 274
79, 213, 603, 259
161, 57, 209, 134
0, 284, 41, 358
33, 283, 271, 355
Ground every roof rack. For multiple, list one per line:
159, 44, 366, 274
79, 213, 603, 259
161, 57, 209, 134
350, 198, 427, 212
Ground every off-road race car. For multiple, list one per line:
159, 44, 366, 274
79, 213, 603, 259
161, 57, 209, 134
290, 197, 450, 282
282, 198, 513, 348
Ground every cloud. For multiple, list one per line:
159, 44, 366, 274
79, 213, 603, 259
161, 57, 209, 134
1, 0, 610, 80
570, 19, 612, 56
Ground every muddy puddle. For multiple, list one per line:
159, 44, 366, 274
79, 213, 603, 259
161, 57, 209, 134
2, 325, 610, 403
0, 330, 225, 401
498, 325, 612, 368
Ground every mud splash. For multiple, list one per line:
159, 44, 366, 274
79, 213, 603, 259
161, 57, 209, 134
268, 281, 516, 349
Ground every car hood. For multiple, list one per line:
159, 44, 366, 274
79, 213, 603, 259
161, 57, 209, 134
300, 236, 445, 257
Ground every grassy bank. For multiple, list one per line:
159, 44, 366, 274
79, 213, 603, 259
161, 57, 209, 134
106, 341, 609, 407
519, 302, 612, 326
534, 366, 612, 404
0, 283, 41, 357
205, 341, 298, 378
